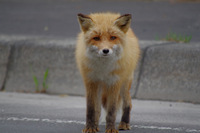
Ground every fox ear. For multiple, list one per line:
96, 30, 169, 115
114, 14, 131, 33
77, 13, 93, 33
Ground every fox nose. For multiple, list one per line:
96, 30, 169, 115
102, 49, 109, 54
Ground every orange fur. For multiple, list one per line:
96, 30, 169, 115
76, 12, 140, 133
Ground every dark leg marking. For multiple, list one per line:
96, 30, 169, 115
121, 106, 131, 123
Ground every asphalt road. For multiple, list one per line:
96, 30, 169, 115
0, 92, 200, 133
0, 0, 200, 42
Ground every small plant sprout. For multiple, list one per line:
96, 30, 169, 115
155, 34, 160, 41
32, 68, 49, 93
41, 69, 49, 93
33, 75, 39, 93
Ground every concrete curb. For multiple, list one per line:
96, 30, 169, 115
136, 42, 200, 103
0, 35, 199, 103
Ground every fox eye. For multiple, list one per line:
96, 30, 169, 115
110, 36, 117, 40
93, 36, 100, 41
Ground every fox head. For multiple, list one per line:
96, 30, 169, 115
77, 13, 131, 59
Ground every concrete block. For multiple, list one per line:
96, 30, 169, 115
0, 42, 11, 90
5, 38, 85, 95
136, 43, 200, 103
131, 40, 168, 97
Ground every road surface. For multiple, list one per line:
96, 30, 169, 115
0, 0, 200, 42
0, 92, 200, 133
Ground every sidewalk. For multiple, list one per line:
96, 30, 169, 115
0, 35, 200, 103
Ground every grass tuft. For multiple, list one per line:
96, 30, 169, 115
33, 76, 39, 93
32, 68, 49, 93
41, 69, 49, 93
156, 32, 192, 43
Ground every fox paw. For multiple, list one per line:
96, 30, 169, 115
82, 127, 99, 133
105, 129, 119, 133
118, 122, 131, 130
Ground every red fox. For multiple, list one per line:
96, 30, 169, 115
76, 12, 140, 133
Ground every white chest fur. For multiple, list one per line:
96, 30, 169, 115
86, 57, 120, 85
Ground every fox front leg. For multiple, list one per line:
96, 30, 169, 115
82, 82, 100, 133
104, 85, 121, 133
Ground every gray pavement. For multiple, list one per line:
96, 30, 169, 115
0, 0, 200, 41
0, 92, 200, 133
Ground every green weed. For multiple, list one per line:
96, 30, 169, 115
156, 32, 192, 43
33, 76, 39, 92
42, 69, 49, 93
32, 69, 49, 93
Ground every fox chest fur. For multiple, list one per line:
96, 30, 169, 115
85, 56, 120, 85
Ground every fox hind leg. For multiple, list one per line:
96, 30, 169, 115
118, 81, 132, 130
